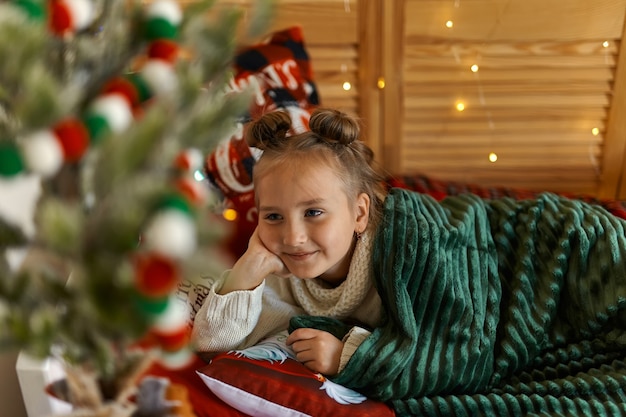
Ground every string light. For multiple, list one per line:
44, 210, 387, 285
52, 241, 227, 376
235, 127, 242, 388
342, 81, 352, 91
592, 127, 600, 136
456, 102, 465, 111
470, 64, 479, 72
488, 152, 498, 163
602, 41, 610, 65
193, 169, 205, 181
377, 77, 386, 89
223, 208, 238, 221
445, 20, 453, 28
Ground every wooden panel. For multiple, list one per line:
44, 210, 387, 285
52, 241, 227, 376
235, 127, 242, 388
210, 0, 359, 45
357, 0, 384, 155
405, 41, 620, 57
405, 148, 601, 161
405, 94, 610, 109
405, 83, 612, 96
600, 16, 626, 199
314, 71, 357, 86
307, 44, 359, 113
308, 58, 358, 73
405, 0, 626, 42
404, 67, 615, 83
380, 0, 405, 170
402, 165, 601, 189
404, 121, 603, 134
308, 46, 358, 61
402, 165, 600, 180
406, 166, 600, 180
398, 0, 624, 196
406, 54, 616, 69
405, 111, 607, 127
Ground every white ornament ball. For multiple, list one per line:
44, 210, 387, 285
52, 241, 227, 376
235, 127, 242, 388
64, 0, 94, 30
183, 148, 203, 171
141, 60, 178, 96
179, 177, 208, 204
158, 347, 195, 369
143, 209, 196, 259
21, 130, 64, 177
146, 0, 183, 25
152, 297, 189, 333
89, 93, 134, 133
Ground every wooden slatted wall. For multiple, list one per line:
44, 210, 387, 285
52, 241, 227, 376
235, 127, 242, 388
397, 0, 626, 196
267, 1, 361, 116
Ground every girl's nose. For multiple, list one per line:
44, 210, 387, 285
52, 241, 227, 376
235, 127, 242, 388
282, 221, 306, 247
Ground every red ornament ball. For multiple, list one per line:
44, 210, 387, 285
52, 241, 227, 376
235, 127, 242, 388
53, 118, 90, 161
102, 77, 140, 109
175, 178, 206, 206
134, 253, 180, 298
148, 39, 179, 64
49, 0, 72, 35
152, 326, 189, 352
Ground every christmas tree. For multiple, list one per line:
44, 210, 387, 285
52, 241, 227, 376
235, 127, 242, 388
0, 0, 273, 414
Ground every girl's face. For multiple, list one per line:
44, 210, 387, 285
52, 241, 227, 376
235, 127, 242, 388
255, 160, 370, 284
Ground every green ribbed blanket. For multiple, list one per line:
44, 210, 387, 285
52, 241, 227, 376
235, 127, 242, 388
291, 188, 626, 417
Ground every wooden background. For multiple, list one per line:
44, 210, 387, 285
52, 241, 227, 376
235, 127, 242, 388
210, 0, 626, 199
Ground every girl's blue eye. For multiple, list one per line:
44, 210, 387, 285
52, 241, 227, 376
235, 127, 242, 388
265, 213, 282, 221
305, 209, 323, 217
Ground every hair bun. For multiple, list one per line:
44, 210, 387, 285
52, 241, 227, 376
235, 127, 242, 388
245, 111, 292, 149
308, 108, 360, 145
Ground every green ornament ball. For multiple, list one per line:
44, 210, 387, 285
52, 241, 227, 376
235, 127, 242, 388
133, 291, 170, 317
127, 73, 153, 104
82, 113, 112, 145
144, 17, 178, 41
13, 0, 46, 21
0, 142, 25, 177
158, 193, 194, 216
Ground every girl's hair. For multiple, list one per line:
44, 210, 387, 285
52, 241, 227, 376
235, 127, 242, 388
245, 108, 386, 230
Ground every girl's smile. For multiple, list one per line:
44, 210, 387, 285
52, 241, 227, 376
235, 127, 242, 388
285, 251, 317, 260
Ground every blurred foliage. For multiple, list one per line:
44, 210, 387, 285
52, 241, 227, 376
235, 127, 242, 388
0, 0, 274, 381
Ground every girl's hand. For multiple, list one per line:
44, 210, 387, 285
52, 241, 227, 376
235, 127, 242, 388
218, 228, 289, 294
286, 328, 343, 376
246, 228, 290, 277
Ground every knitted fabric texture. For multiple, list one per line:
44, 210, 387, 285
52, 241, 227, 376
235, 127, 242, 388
288, 230, 380, 321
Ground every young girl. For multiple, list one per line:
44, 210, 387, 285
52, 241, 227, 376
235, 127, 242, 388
193, 108, 626, 416
191, 107, 387, 376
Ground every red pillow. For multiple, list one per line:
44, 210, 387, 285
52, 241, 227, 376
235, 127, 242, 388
205, 26, 319, 259
195, 333, 396, 417
143, 355, 248, 417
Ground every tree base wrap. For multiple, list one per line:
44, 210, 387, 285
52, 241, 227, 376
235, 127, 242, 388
298, 188, 626, 417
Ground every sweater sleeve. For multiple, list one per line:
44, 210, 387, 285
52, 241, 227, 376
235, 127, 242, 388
190, 272, 265, 354
191, 272, 307, 356
338, 326, 371, 373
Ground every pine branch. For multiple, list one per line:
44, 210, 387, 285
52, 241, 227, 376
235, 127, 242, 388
0, 217, 28, 249
35, 197, 85, 257
89, 104, 171, 200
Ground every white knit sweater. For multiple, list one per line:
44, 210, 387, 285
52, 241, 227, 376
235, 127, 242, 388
190, 231, 383, 371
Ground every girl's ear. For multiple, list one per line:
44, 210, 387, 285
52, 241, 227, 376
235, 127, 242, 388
355, 192, 370, 233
